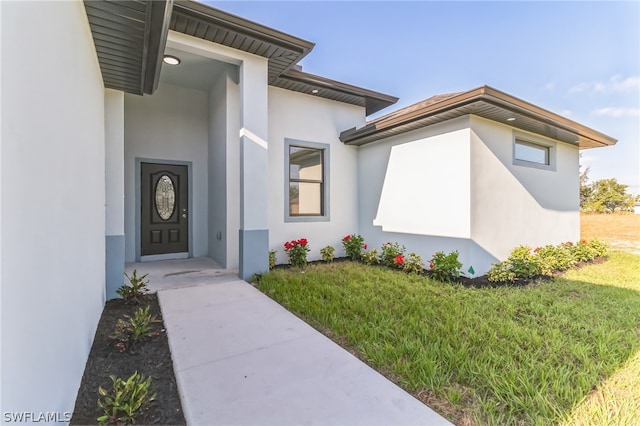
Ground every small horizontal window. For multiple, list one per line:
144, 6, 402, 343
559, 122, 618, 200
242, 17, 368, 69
515, 140, 549, 165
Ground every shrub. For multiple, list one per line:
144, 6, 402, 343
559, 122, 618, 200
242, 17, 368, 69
320, 245, 335, 263
535, 244, 575, 275
342, 234, 366, 260
362, 248, 380, 265
118, 270, 150, 304
109, 305, 161, 352
379, 242, 406, 267
268, 250, 277, 270
428, 251, 462, 282
487, 261, 517, 283
284, 238, 310, 268
587, 238, 609, 258
403, 253, 424, 275
97, 371, 156, 425
507, 245, 541, 278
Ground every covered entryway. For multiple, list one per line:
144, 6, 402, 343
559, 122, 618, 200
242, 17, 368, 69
141, 162, 189, 256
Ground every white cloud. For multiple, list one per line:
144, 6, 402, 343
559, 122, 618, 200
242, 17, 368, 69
569, 75, 639, 95
591, 107, 640, 118
579, 155, 598, 165
559, 109, 572, 117
544, 81, 555, 91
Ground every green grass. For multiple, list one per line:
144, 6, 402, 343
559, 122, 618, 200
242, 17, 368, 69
258, 253, 640, 425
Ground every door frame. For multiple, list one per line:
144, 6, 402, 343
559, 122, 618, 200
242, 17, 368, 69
135, 158, 193, 261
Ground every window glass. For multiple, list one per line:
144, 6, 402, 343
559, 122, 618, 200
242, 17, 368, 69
515, 140, 549, 165
289, 146, 323, 216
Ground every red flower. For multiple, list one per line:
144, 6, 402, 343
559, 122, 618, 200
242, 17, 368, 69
386, 242, 391, 246
429, 263, 434, 269
566, 241, 573, 246
284, 242, 293, 250
394, 255, 404, 264
363, 244, 368, 250
581, 239, 588, 244
534, 247, 540, 253
343, 235, 351, 242
299, 238, 308, 246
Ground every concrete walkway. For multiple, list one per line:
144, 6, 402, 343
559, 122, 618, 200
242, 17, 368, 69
132, 258, 452, 425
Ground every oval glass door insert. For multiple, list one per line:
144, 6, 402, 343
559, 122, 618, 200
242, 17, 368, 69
155, 175, 176, 220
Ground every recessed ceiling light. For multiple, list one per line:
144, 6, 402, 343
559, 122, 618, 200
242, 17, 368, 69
311, 89, 319, 94
507, 117, 516, 121
163, 55, 181, 65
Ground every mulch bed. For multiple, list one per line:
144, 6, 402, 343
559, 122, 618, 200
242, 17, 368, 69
71, 294, 185, 425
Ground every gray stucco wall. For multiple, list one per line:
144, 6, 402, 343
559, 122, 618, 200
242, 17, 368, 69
124, 83, 209, 262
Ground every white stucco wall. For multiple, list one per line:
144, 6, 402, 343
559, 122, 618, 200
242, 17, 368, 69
267, 87, 365, 261
470, 115, 580, 265
358, 117, 476, 270
1, 0, 106, 418
358, 114, 580, 276
124, 83, 209, 262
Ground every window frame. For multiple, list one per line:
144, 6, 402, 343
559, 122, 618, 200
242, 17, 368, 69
284, 139, 330, 222
513, 133, 556, 171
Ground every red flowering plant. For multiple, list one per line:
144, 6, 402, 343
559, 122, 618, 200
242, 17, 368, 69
284, 238, 310, 268
380, 242, 405, 267
342, 234, 366, 260
428, 250, 462, 282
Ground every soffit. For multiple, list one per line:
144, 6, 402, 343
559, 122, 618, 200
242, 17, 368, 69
84, 0, 173, 95
340, 86, 617, 149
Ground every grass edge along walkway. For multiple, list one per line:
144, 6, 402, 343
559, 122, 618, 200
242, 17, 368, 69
257, 252, 640, 425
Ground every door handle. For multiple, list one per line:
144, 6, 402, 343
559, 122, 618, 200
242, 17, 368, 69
182, 208, 187, 219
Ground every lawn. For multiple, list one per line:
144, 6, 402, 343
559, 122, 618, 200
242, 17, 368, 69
258, 253, 640, 425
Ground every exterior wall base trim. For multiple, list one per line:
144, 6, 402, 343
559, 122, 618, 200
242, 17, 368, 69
239, 229, 269, 280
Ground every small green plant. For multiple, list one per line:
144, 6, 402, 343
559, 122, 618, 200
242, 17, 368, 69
379, 242, 406, 267
403, 252, 424, 274
118, 270, 150, 304
486, 261, 517, 283
507, 245, 541, 279
535, 243, 575, 275
362, 248, 380, 265
428, 251, 462, 282
342, 234, 366, 260
320, 245, 335, 263
587, 238, 609, 258
284, 238, 310, 268
97, 371, 156, 425
268, 250, 277, 270
109, 306, 160, 352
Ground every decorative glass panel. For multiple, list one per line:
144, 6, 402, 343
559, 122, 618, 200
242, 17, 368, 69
155, 175, 176, 220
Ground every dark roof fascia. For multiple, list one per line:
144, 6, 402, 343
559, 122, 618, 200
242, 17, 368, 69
278, 69, 399, 115
340, 85, 617, 148
143, 0, 174, 94
172, 0, 315, 77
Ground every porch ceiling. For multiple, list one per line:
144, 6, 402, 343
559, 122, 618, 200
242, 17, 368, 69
84, 0, 397, 115
84, 0, 173, 95
340, 86, 617, 149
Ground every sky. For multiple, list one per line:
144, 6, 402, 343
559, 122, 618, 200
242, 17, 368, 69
209, 1, 640, 194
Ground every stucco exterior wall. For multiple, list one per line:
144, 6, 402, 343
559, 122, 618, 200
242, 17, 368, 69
358, 117, 476, 270
1, 0, 106, 418
124, 83, 209, 262
267, 87, 365, 261
470, 115, 579, 265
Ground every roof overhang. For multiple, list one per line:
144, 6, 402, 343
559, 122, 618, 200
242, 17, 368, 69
84, 0, 173, 95
271, 69, 399, 116
340, 85, 617, 149
84, 1, 397, 114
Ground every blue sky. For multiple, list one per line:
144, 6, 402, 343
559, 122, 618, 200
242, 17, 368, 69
210, 1, 640, 194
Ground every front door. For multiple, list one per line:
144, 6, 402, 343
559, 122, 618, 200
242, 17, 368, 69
141, 162, 188, 256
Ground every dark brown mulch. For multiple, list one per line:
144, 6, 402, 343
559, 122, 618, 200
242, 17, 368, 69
70, 294, 185, 425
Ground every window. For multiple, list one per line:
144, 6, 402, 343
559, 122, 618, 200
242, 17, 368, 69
515, 140, 549, 165
513, 135, 556, 171
285, 139, 329, 222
